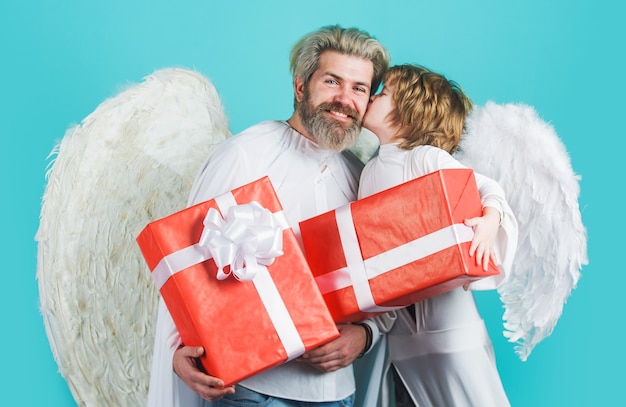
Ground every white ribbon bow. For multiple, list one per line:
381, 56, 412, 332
199, 201, 284, 281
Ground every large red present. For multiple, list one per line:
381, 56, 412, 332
299, 168, 500, 323
136, 176, 339, 386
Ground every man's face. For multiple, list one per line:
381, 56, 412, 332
295, 50, 374, 151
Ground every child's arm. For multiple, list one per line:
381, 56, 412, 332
410, 146, 516, 288
466, 171, 517, 291
464, 206, 501, 271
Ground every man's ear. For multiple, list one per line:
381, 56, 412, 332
294, 76, 305, 102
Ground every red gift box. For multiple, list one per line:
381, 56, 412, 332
299, 168, 500, 323
136, 176, 339, 386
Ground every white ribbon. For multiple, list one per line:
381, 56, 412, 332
199, 201, 284, 281
315, 204, 475, 313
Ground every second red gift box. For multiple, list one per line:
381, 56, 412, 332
299, 168, 500, 323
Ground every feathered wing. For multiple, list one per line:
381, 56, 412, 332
35, 68, 230, 406
456, 101, 588, 361
350, 127, 380, 164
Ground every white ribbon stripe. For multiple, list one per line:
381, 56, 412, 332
252, 267, 306, 361
335, 205, 400, 313
315, 204, 475, 313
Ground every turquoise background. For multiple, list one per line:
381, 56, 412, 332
1, 0, 619, 405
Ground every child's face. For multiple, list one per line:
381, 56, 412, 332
363, 84, 398, 144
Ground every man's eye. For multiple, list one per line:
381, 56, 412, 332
326, 79, 338, 85
355, 87, 367, 93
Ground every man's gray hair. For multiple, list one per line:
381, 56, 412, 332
289, 25, 390, 95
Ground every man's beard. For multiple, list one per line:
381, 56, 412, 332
298, 90, 362, 152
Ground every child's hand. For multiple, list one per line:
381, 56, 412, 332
464, 206, 501, 271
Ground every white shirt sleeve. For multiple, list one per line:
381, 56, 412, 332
147, 298, 203, 407
410, 146, 518, 290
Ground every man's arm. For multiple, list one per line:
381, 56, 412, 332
296, 322, 374, 372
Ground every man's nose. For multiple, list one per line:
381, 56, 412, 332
333, 86, 352, 105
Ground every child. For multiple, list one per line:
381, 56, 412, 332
358, 64, 518, 407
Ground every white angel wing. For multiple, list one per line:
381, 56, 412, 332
350, 127, 380, 164
456, 101, 588, 361
36, 68, 230, 406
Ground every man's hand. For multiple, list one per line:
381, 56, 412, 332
296, 323, 367, 372
173, 346, 236, 401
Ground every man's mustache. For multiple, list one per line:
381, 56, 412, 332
318, 102, 360, 122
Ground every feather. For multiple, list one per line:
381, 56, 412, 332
350, 127, 380, 164
456, 101, 588, 361
35, 68, 230, 406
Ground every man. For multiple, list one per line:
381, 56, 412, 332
147, 25, 390, 407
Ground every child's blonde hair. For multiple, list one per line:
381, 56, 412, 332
385, 64, 472, 154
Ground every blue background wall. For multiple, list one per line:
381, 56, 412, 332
1, 0, 620, 405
